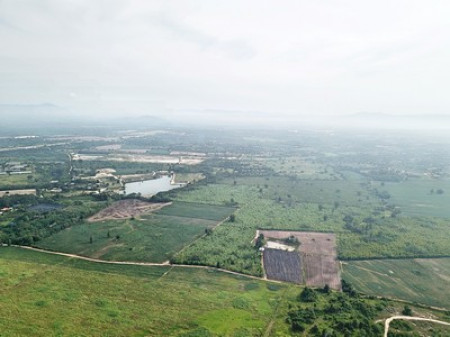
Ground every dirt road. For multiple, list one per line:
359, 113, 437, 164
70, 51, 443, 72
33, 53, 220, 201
383, 315, 450, 337
4, 245, 272, 283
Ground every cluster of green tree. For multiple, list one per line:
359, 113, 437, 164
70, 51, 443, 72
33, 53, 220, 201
0, 194, 106, 245
0, 146, 69, 162
34, 162, 71, 184
286, 284, 385, 336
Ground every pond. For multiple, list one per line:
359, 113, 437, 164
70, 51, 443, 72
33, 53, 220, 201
124, 175, 185, 196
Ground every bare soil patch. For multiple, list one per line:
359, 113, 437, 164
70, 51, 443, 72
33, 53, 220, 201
88, 199, 171, 222
259, 230, 341, 290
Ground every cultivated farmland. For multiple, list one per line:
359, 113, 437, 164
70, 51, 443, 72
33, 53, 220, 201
260, 230, 341, 290
263, 248, 302, 283
342, 258, 450, 309
37, 201, 235, 263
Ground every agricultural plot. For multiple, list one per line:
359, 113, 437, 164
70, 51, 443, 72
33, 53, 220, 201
37, 201, 235, 263
154, 201, 236, 221
88, 199, 171, 222
263, 248, 302, 283
342, 258, 450, 309
260, 230, 341, 290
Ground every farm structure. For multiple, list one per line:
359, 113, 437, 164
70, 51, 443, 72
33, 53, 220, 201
259, 230, 341, 290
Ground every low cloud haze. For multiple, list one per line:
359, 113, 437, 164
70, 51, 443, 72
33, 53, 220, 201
1, 1, 450, 127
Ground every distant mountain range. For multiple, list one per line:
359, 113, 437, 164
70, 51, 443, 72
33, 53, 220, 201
0, 104, 170, 130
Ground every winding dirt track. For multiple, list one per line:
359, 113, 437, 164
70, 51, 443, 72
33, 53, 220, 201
6, 245, 272, 283
383, 316, 450, 337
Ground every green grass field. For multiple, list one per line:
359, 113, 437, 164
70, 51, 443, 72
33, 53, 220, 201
155, 201, 236, 221
342, 258, 450, 309
0, 247, 295, 337
36, 214, 218, 263
381, 177, 450, 217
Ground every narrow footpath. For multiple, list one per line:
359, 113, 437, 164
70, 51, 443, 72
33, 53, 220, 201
5, 245, 274, 283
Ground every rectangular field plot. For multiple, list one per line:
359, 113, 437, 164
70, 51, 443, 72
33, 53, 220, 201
154, 201, 235, 221
37, 214, 217, 263
304, 254, 341, 290
342, 258, 450, 309
263, 249, 302, 283
260, 230, 341, 290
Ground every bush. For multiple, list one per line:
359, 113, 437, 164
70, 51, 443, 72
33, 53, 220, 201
298, 287, 317, 302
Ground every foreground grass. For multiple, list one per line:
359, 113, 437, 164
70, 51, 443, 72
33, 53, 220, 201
1, 244, 448, 336
0, 247, 293, 337
342, 258, 450, 309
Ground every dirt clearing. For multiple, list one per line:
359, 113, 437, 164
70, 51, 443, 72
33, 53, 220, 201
88, 199, 171, 222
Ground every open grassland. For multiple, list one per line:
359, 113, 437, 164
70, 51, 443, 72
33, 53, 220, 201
342, 258, 450, 309
0, 247, 294, 337
381, 177, 450, 218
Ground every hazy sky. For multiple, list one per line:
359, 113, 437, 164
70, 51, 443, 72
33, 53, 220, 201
1, 0, 450, 122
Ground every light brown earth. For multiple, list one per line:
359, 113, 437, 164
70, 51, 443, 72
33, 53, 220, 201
88, 199, 171, 222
